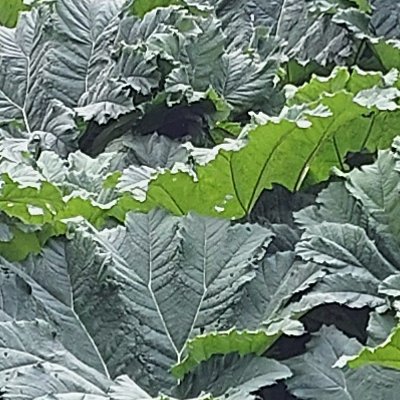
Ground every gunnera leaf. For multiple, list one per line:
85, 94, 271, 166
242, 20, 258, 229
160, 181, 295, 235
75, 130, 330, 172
66, 209, 273, 395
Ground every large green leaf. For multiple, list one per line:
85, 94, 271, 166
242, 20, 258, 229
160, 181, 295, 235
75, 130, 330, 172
182, 238, 391, 380
171, 330, 283, 379
67, 209, 272, 394
296, 146, 400, 273
211, 0, 365, 65
111, 70, 400, 219
49, 0, 125, 107
175, 353, 291, 400
0, 241, 108, 373
0, 10, 79, 153
0, 232, 290, 400
0, 320, 110, 399
0, 10, 47, 132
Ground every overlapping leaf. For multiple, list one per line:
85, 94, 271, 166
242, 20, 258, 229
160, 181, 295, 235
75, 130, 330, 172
0, 8, 82, 152
210, 0, 366, 66
109, 68, 400, 219
296, 146, 400, 270
77, 3, 283, 153
343, 324, 400, 370
48, 0, 125, 107
0, 10, 47, 132
0, 241, 108, 372
160, 250, 324, 380
67, 209, 273, 394
289, 147, 400, 329
175, 353, 291, 400
0, 149, 121, 259
285, 326, 400, 400
0, 320, 111, 399
3, 1, 400, 400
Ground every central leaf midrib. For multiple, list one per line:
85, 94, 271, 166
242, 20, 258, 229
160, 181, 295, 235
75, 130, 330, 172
146, 222, 180, 360
246, 124, 298, 213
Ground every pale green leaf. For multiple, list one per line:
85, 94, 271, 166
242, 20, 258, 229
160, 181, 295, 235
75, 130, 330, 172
0, 320, 110, 399
67, 210, 272, 394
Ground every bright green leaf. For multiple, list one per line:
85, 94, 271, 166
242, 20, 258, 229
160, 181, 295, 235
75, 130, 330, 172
172, 329, 280, 379
0, 0, 29, 27
130, 0, 186, 18
111, 89, 400, 219
346, 324, 400, 370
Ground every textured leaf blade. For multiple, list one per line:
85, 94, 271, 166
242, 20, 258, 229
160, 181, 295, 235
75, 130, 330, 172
48, 0, 124, 106
0, 241, 108, 374
113, 90, 400, 219
296, 146, 400, 276
175, 353, 291, 400
0, 320, 110, 399
296, 222, 397, 280
68, 210, 272, 394
232, 251, 325, 329
285, 326, 400, 400
344, 149, 400, 240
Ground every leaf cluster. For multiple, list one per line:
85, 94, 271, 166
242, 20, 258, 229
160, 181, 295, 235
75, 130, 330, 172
1, 1, 400, 399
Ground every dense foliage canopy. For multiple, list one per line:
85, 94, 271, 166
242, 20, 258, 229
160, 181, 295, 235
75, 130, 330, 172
1, 0, 400, 399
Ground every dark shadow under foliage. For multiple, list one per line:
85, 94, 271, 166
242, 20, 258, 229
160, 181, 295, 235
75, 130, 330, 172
255, 305, 371, 399
259, 382, 299, 400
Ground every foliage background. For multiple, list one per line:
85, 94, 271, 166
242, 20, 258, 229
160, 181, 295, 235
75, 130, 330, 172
1, 0, 400, 399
